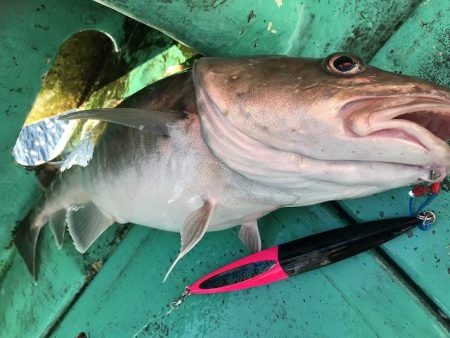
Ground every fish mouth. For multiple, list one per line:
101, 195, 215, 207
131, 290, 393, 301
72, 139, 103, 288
342, 95, 450, 180
344, 96, 450, 148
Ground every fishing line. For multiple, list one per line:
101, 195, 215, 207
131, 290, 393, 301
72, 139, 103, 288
131, 291, 187, 338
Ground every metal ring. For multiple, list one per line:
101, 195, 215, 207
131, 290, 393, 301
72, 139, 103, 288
170, 287, 191, 310
417, 211, 436, 224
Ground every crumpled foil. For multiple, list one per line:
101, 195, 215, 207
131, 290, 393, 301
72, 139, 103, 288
13, 114, 76, 166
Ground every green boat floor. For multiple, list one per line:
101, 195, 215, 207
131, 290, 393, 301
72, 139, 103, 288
370, 0, 450, 88
51, 204, 448, 337
0, 224, 124, 338
1, 0, 449, 336
339, 189, 450, 318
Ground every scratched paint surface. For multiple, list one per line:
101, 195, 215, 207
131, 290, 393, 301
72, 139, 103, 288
1, 0, 449, 336
95, 0, 422, 60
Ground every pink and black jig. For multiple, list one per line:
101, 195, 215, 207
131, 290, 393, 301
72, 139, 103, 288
171, 211, 436, 309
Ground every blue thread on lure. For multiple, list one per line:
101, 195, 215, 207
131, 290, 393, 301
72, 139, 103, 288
408, 182, 440, 230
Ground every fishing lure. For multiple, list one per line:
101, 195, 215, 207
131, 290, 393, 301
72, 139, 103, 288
171, 211, 436, 309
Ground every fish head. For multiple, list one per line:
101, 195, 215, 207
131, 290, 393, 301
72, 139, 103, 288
193, 54, 450, 197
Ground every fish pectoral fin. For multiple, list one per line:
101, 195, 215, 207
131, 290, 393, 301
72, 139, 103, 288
67, 202, 113, 253
239, 220, 261, 252
60, 131, 95, 172
49, 209, 67, 249
163, 199, 216, 282
59, 108, 187, 135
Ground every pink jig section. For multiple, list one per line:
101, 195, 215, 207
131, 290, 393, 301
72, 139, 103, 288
188, 246, 288, 294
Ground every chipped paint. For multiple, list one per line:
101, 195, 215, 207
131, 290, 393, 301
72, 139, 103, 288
267, 21, 277, 34
275, 0, 283, 8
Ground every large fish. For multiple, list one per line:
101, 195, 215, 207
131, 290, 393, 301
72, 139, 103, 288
16, 53, 450, 280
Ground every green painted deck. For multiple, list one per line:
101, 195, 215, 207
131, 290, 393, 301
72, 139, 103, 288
0, 0, 449, 337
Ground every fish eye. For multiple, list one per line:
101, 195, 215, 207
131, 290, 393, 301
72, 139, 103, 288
324, 53, 365, 76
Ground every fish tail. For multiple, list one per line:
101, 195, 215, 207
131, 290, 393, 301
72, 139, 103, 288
15, 169, 86, 280
14, 203, 50, 281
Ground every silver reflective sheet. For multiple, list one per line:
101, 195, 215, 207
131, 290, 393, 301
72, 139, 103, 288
13, 114, 75, 166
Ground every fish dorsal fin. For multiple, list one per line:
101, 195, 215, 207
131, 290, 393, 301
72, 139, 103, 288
163, 199, 216, 282
49, 209, 67, 249
239, 220, 261, 252
67, 202, 113, 253
59, 108, 186, 134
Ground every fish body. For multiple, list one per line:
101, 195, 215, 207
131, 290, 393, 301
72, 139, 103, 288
61, 115, 289, 232
16, 54, 450, 279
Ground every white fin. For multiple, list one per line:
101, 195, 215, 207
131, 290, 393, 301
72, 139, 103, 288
60, 131, 94, 172
163, 200, 216, 282
67, 202, 113, 253
60, 108, 186, 135
49, 209, 67, 249
239, 220, 261, 252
